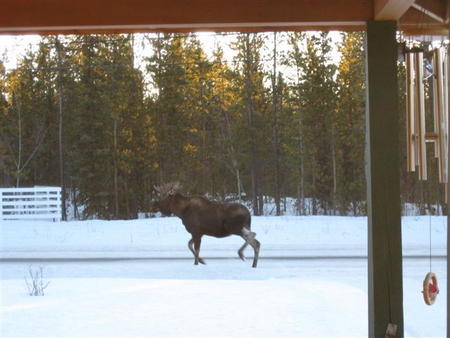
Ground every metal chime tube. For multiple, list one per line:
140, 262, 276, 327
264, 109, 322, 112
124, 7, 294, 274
433, 53, 440, 158
434, 48, 446, 183
415, 52, 427, 180
405, 47, 448, 188
406, 52, 416, 172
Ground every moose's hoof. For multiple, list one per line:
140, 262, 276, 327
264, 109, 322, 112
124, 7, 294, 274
194, 258, 206, 265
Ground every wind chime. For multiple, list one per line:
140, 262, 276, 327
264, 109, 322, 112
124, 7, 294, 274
405, 45, 449, 306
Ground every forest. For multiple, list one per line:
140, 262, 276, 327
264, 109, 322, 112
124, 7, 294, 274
0, 32, 446, 219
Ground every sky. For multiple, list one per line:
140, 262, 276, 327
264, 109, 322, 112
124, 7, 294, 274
0, 31, 343, 72
0, 34, 42, 69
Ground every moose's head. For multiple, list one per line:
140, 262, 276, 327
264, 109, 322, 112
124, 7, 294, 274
151, 182, 183, 216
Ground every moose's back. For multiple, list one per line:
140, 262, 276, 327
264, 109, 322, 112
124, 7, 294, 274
183, 196, 251, 238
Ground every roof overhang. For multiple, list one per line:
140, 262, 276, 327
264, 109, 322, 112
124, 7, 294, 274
0, 0, 448, 36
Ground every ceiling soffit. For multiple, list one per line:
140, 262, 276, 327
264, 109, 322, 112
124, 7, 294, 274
0, 0, 448, 36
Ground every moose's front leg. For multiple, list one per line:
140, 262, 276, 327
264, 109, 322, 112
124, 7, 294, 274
193, 234, 203, 265
188, 238, 205, 265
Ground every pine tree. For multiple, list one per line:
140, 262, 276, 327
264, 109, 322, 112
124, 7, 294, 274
183, 34, 216, 193
209, 42, 244, 200
0, 56, 13, 185
271, 32, 281, 215
285, 32, 308, 215
229, 32, 268, 215
335, 32, 366, 215
145, 34, 190, 186
298, 32, 337, 215
1, 48, 49, 187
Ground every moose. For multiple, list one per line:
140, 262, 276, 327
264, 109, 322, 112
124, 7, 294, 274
150, 182, 260, 268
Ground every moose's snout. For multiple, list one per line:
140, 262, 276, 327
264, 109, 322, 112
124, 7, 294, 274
149, 201, 160, 213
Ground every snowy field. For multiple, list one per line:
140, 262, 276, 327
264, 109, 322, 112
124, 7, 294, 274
1, 216, 447, 337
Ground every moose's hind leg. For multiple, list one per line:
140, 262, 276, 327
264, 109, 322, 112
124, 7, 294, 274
238, 242, 248, 261
188, 237, 205, 265
250, 237, 261, 268
240, 228, 261, 268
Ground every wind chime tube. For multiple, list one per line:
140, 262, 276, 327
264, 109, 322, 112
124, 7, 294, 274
415, 52, 427, 180
434, 48, 446, 184
406, 52, 416, 172
433, 53, 440, 158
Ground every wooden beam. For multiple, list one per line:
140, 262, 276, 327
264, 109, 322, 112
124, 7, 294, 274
414, 0, 449, 23
374, 0, 415, 20
400, 25, 450, 36
412, 3, 447, 23
2, 0, 448, 36
365, 20, 404, 338
1, 0, 373, 34
399, 1, 450, 36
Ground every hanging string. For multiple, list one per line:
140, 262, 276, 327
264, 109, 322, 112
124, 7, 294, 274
426, 171, 435, 273
429, 212, 432, 272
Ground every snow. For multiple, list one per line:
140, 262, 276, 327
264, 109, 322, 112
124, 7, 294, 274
1, 216, 447, 337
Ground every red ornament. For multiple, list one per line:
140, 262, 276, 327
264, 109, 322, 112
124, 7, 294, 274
423, 272, 439, 305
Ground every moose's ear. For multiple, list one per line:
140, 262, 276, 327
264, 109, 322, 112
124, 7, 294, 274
168, 189, 175, 195
173, 181, 181, 190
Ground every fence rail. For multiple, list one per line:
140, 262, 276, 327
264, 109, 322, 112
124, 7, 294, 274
0, 187, 62, 221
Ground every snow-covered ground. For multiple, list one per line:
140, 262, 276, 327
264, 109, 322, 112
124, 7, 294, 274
1, 216, 447, 337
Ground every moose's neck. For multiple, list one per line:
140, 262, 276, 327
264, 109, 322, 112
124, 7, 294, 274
171, 193, 190, 218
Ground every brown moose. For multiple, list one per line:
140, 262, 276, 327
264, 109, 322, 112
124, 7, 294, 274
150, 182, 260, 268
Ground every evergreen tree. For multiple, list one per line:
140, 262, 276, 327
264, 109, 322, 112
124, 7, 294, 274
229, 32, 269, 215
145, 34, 190, 186
183, 34, 216, 193
0, 56, 13, 185
209, 42, 244, 200
1, 49, 49, 187
0, 32, 398, 217
285, 32, 308, 214
335, 32, 366, 215
298, 32, 337, 215
66, 35, 144, 219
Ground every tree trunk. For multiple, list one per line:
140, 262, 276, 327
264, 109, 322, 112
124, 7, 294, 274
272, 32, 281, 216
15, 92, 22, 187
296, 67, 305, 215
113, 116, 119, 219
331, 124, 337, 215
245, 33, 259, 215
312, 121, 317, 215
56, 37, 67, 221
216, 102, 243, 202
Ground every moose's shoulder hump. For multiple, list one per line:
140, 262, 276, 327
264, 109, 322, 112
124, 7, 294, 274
190, 195, 212, 206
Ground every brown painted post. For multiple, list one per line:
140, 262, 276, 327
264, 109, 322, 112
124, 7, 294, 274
447, 40, 450, 338
365, 20, 404, 337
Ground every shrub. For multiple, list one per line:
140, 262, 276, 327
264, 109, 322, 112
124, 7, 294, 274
25, 265, 51, 296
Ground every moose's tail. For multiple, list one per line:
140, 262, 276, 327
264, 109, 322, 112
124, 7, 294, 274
246, 214, 252, 230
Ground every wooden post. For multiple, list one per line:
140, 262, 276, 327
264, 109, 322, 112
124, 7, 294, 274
447, 40, 450, 338
365, 21, 404, 337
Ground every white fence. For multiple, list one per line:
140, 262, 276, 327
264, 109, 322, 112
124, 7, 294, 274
0, 186, 62, 221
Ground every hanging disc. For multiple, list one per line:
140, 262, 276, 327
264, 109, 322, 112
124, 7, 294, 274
422, 272, 439, 305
